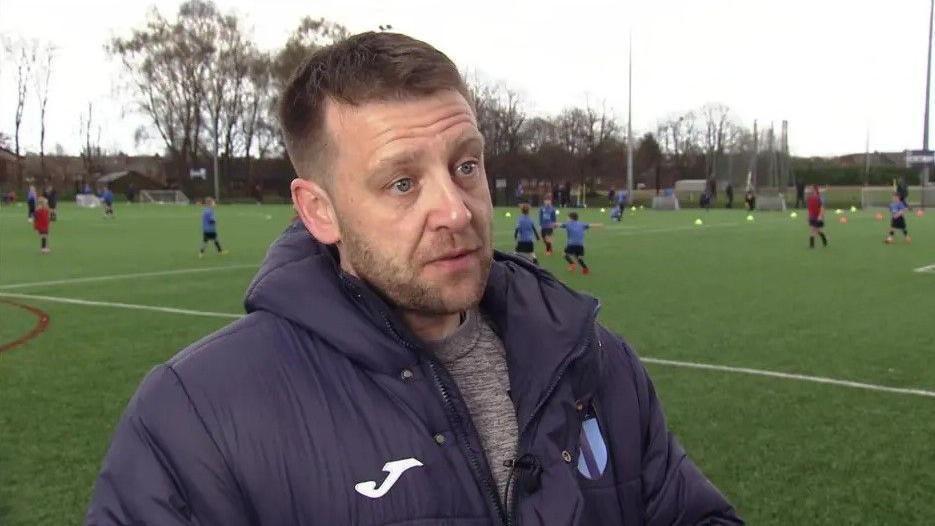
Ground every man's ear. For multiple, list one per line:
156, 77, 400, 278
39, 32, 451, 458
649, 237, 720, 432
291, 177, 341, 244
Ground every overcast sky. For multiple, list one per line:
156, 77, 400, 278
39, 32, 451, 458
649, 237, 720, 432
1, 0, 933, 157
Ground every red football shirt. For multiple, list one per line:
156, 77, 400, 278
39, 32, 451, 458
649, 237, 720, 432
807, 194, 822, 219
33, 208, 50, 233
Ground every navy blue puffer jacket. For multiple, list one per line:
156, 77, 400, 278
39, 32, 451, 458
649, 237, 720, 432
87, 222, 742, 525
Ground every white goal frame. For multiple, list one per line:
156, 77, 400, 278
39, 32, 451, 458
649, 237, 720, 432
139, 190, 190, 205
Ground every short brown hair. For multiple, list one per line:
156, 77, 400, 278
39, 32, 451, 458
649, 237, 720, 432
279, 32, 471, 181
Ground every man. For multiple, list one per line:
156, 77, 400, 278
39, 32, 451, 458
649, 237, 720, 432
725, 182, 734, 209
43, 184, 58, 221
538, 196, 557, 256
794, 180, 806, 209
896, 177, 909, 207
87, 32, 740, 525
807, 184, 828, 249
744, 188, 756, 211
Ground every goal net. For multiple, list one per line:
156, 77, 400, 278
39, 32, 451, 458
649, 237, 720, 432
76, 194, 102, 208
652, 194, 680, 210
140, 190, 190, 205
674, 179, 707, 208
754, 190, 787, 211
861, 186, 935, 208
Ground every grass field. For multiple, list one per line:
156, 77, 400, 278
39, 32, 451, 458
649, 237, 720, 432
1, 200, 934, 525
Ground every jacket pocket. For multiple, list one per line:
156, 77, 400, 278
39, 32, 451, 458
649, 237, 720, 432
579, 478, 642, 526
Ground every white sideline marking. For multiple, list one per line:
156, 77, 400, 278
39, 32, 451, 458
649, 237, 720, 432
604, 223, 741, 236
0, 292, 241, 319
0, 265, 257, 290
641, 357, 935, 399
913, 263, 935, 273
4, 280, 933, 399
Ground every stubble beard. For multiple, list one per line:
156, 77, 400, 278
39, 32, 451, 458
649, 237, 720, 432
338, 220, 493, 315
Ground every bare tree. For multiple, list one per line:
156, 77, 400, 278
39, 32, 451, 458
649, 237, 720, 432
6, 38, 37, 186
272, 17, 349, 90
584, 98, 619, 151
239, 51, 274, 184
498, 88, 526, 155
700, 103, 731, 180
520, 116, 558, 152
240, 52, 272, 156
109, 1, 218, 182
80, 102, 102, 178
34, 43, 56, 182
201, 10, 253, 196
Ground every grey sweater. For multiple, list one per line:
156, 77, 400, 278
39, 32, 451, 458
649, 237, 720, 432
425, 310, 519, 498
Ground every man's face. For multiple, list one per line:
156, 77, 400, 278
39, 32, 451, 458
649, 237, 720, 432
323, 90, 493, 315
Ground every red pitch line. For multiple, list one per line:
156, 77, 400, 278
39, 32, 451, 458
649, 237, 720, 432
0, 299, 50, 353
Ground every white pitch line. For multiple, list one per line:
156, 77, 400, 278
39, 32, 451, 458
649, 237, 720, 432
913, 263, 935, 273
603, 222, 742, 236
0, 264, 257, 290
641, 357, 935, 399
0, 292, 241, 319
3, 287, 933, 398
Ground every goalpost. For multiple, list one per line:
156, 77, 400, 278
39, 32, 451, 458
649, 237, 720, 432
753, 188, 788, 211
139, 190, 190, 205
651, 192, 680, 210
674, 179, 706, 207
75, 194, 102, 208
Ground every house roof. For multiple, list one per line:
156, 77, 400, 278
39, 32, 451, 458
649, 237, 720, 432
0, 146, 18, 162
97, 170, 137, 184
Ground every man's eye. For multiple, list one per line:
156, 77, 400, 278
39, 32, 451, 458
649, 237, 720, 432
390, 178, 414, 195
456, 161, 478, 177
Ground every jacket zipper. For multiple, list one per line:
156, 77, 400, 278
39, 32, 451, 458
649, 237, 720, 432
343, 276, 506, 525
506, 306, 600, 526
426, 359, 507, 525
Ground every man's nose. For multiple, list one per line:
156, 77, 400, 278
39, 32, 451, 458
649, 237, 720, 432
424, 169, 472, 232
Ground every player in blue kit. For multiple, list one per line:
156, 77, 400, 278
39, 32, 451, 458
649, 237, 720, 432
515, 203, 541, 264
538, 197, 557, 256
199, 197, 227, 257
885, 192, 911, 244
101, 186, 115, 218
558, 211, 603, 275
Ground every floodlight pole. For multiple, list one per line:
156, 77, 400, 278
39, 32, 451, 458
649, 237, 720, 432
923, 0, 934, 196
213, 152, 220, 202
626, 31, 634, 205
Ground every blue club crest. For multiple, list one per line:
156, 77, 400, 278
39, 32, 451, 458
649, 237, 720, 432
576, 416, 608, 480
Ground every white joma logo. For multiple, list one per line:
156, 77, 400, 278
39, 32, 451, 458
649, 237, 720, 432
354, 458, 424, 499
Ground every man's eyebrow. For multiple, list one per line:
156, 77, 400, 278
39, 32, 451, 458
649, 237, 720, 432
373, 148, 423, 172
449, 133, 485, 155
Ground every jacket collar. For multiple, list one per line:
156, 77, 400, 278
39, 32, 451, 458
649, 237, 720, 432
245, 222, 600, 417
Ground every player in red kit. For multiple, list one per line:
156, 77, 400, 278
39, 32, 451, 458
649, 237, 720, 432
807, 184, 828, 249
34, 197, 52, 253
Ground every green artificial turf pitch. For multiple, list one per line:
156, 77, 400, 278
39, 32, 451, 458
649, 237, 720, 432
1, 201, 933, 524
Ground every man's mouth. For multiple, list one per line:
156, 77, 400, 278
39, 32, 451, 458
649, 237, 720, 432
426, 247, 481, 271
